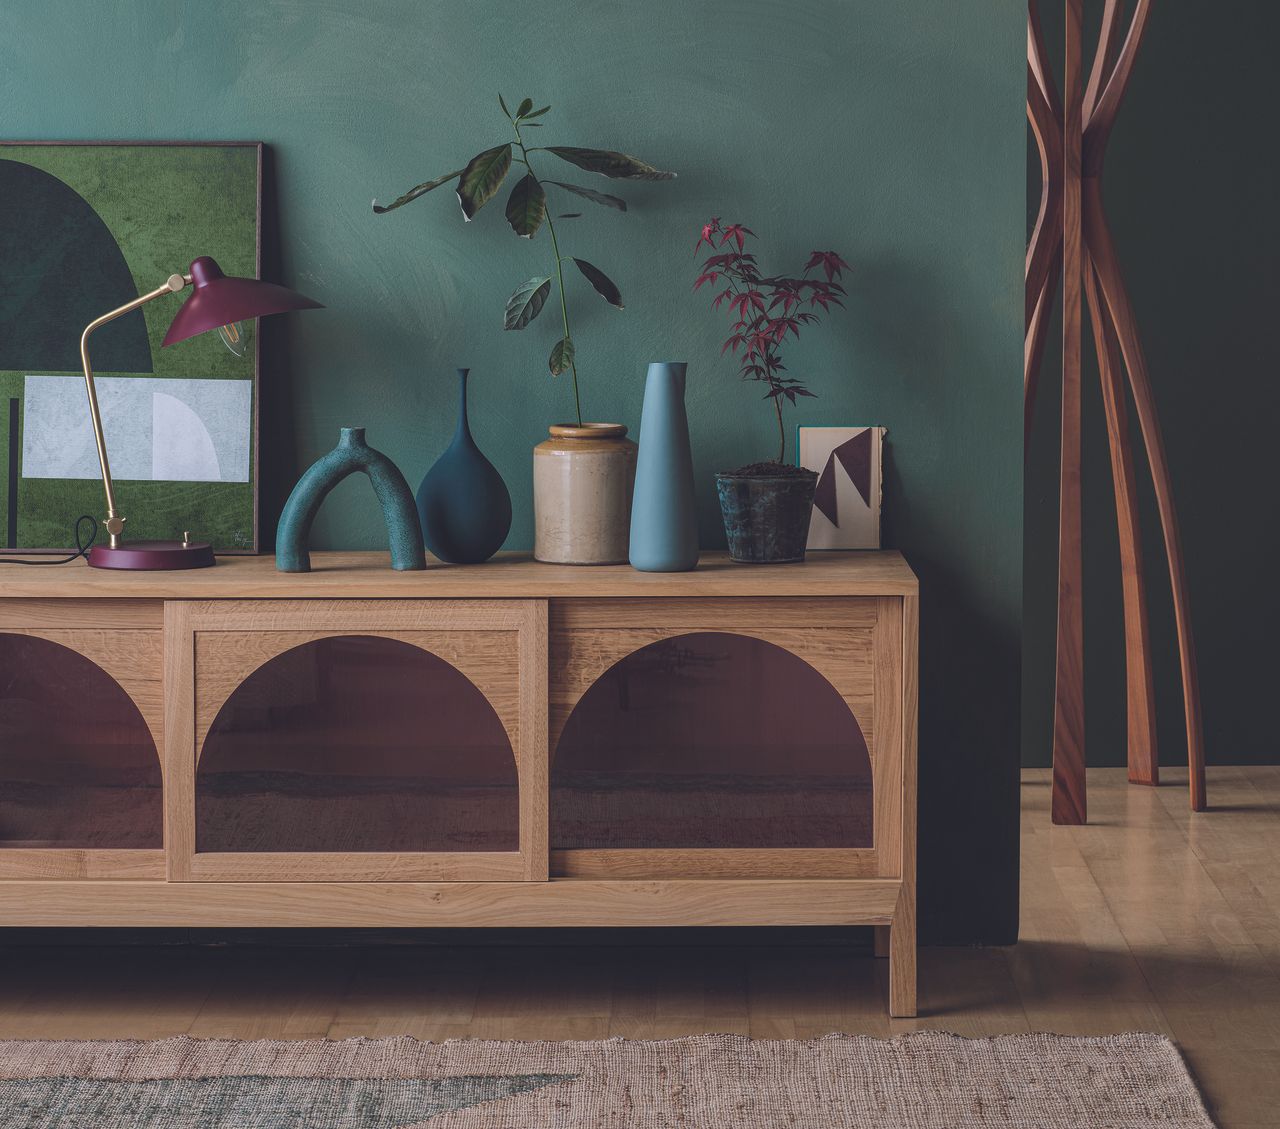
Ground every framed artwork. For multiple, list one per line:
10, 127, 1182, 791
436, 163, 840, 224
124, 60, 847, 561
0, 141, 263, 554
798, 426, 884, 550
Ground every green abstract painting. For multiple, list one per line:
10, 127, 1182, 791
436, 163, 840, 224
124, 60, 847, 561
0, 142, 260, 552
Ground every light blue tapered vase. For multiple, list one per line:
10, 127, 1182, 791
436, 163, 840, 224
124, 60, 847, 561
629, 361, 699, 572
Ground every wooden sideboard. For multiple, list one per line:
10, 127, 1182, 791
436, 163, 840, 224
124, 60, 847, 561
0, 551, 919, 1016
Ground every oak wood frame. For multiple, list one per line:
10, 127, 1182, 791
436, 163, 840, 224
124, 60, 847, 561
0, 599, 165, 880
1026, 0, 1204, 822
164, 598, 548, 883
547, 597, 893, 883
0, 552, 918, 1016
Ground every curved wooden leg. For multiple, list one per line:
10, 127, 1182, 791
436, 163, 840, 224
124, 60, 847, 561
1025, 1, 1064, 451
1084, 256, 1159, 786
1083, 182, 1206, 811
1025, 246, 1061, 452
1053, 0, 1087, 826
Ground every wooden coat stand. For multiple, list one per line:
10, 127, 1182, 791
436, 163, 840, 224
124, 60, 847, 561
1025, 0, 1205, 823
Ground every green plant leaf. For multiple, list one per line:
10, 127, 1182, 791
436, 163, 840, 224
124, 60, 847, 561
523, 104, 552, 120
516, 97, 534, 118
504, 276, 552, 330
372, 169, 464, 214
574, 258, 624, 309
504, 174, 546, 238
457, 144, 512, 220
549, 336, 575, 375
498, 93, 511, 118
544, 147, 675, 181
544, 180, 627, 211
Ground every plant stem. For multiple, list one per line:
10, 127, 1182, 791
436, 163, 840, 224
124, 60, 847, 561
717, 257, 785, 464
513, 123, 582, 426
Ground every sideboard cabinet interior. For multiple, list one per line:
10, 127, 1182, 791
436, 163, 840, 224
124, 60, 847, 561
0, 553, 918, 1016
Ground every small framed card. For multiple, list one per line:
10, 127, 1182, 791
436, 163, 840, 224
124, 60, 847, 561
798, 426, 884, 550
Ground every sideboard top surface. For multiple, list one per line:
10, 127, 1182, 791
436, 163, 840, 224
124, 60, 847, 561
0, 551, 917, 599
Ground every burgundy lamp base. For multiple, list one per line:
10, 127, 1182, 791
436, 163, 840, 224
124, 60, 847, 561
87, 540, 216, 570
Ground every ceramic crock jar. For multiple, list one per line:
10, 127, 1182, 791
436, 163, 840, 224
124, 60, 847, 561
533, 423, 638, 564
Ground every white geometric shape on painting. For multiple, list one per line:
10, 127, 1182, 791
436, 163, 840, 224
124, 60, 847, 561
152, 392, 222, 481
22, 375, 251, 483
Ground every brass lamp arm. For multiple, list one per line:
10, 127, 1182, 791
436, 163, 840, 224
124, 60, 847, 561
79, 272, 190, 548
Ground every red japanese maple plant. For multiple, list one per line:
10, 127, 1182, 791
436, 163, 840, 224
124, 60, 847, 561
694, 218, 849, 467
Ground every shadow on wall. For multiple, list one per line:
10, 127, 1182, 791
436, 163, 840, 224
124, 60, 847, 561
258, 148, 300, 551
869, 254, 1022, 947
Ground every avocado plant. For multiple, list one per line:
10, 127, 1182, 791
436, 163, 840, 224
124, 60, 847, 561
374, 96, 675, 426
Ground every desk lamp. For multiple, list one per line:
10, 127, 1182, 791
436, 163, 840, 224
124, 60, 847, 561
78, 256, 321, 569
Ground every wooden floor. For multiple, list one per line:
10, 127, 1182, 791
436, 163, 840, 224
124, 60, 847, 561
2, 767, 1277, 1127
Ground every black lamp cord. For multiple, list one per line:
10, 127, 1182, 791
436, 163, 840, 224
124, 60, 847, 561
0, 516, 98, 564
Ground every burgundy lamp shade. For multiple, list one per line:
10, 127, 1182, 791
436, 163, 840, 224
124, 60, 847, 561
161, 256, 322, 347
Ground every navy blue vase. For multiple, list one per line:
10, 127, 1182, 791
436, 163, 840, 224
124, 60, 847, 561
416, 368, 512, 564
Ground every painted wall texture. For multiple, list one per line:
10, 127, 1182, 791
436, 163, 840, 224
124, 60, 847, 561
3, 0, 1025, 943
1025, 4, 1276, 773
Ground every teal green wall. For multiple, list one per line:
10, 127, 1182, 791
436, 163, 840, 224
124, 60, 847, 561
1025, 5, 1277, 771
4, 0, 1025, 943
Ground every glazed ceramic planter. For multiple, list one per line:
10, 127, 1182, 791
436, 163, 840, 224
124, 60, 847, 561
534, 424, 637, 564
629, 362, 699, 573
276, 427, 426, 573
715, 469, 818, 564
416, 368, 512, 564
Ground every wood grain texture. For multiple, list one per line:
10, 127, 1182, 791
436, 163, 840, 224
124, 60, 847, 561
1082, 0, 1152, 175
1083, 179, 1205, 811
1027, 0, 1203, 817
553, 597, 879, 631
1, 565, 918, 1015
0, 878, 903, 928
163, 601, 196, 881
0, 599, 161, 630
0, 849, 164, 881
519, 600, 550, 882
1084, 254, 1158, 786
550, 617, 876, 760
1052, 0, 1087, 827
1076, 0, 1204, 812
0, 770, 1272, 1123
872, 598, 904, 877
0, 617, 165, 880
1082, 0, 1125, 123
186, 852, 526, 883
1024, 0, 1064, 438
551, 849, 881, 881
0, 627, 163, 753
891, 593, 919, 1016
0, 552, 919, 599
171, 598, 545, 882
193, 629, 520, 755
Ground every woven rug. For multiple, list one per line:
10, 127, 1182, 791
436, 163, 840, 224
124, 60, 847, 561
0, 1032, 1213, 1128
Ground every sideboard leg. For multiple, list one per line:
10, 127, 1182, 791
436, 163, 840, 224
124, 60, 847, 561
888, 894, 917, 1018
873, 926, 890, 958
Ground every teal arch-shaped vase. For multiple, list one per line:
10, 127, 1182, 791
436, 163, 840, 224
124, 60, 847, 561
276, 427, 426, 573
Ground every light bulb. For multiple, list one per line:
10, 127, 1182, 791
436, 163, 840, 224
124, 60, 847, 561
217, 321, 249, 357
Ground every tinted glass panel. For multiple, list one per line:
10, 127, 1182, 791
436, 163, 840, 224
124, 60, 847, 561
197, 635, 517, 852
0, 633, 161, 849
552, 632, 872, 849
